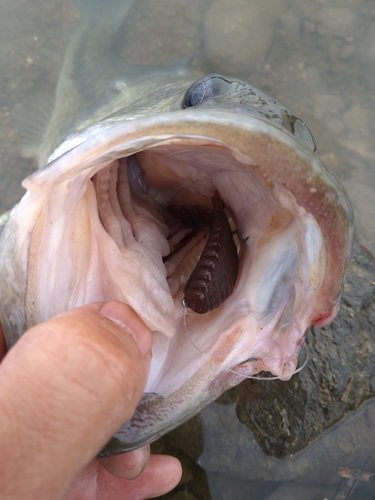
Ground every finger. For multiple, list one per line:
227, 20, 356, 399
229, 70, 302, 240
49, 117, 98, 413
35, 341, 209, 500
67, 454, 182, 500
0, 301, 152, 500
99, 445, 150, 479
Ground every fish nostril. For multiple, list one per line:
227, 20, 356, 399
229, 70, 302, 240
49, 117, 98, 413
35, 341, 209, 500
182, 80, 208, 108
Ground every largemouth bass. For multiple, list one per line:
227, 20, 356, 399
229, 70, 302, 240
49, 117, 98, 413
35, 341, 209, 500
0, 0, 353, 456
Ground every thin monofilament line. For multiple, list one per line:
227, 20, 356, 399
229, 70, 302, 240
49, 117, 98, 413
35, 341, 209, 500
183, 303, 310, 381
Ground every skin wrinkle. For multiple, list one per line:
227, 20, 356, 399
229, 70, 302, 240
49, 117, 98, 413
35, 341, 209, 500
47, 313, 145, 395
58, 332, 142, 406
0, 352, 70, 458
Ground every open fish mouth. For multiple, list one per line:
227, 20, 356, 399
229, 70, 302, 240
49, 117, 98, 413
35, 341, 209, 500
87, 140, 323, 378
88, 142, 318, 377
0, 84, 353, 453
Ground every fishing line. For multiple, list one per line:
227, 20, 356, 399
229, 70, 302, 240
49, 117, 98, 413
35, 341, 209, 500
214, 342, 310, 381
182, 302, 310, 381
242, 343, 310, 380
182, 303, 205, 355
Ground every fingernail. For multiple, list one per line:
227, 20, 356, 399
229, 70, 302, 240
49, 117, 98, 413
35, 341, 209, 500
124, 444, 150, 480
99, 301, 152, 358
98, 444, 150, 480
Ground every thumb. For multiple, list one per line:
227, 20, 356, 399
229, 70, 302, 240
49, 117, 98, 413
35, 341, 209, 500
0, 301, 152, 500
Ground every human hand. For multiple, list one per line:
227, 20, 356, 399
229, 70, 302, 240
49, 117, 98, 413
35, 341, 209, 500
0, 301, 182, 499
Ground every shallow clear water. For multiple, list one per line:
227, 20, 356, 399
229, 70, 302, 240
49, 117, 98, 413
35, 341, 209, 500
1, 0, 374, 498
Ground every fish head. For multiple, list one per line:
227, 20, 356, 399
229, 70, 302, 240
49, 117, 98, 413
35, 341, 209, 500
0, 74, 353, 454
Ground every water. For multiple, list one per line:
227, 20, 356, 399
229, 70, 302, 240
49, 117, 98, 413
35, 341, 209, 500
1, 0, 374, 498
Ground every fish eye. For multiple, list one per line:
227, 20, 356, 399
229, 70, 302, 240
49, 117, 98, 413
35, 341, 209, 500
182, 75, 230, 108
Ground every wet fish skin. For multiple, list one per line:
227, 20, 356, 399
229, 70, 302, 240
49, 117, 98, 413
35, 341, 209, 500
0, 0, 353, 456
